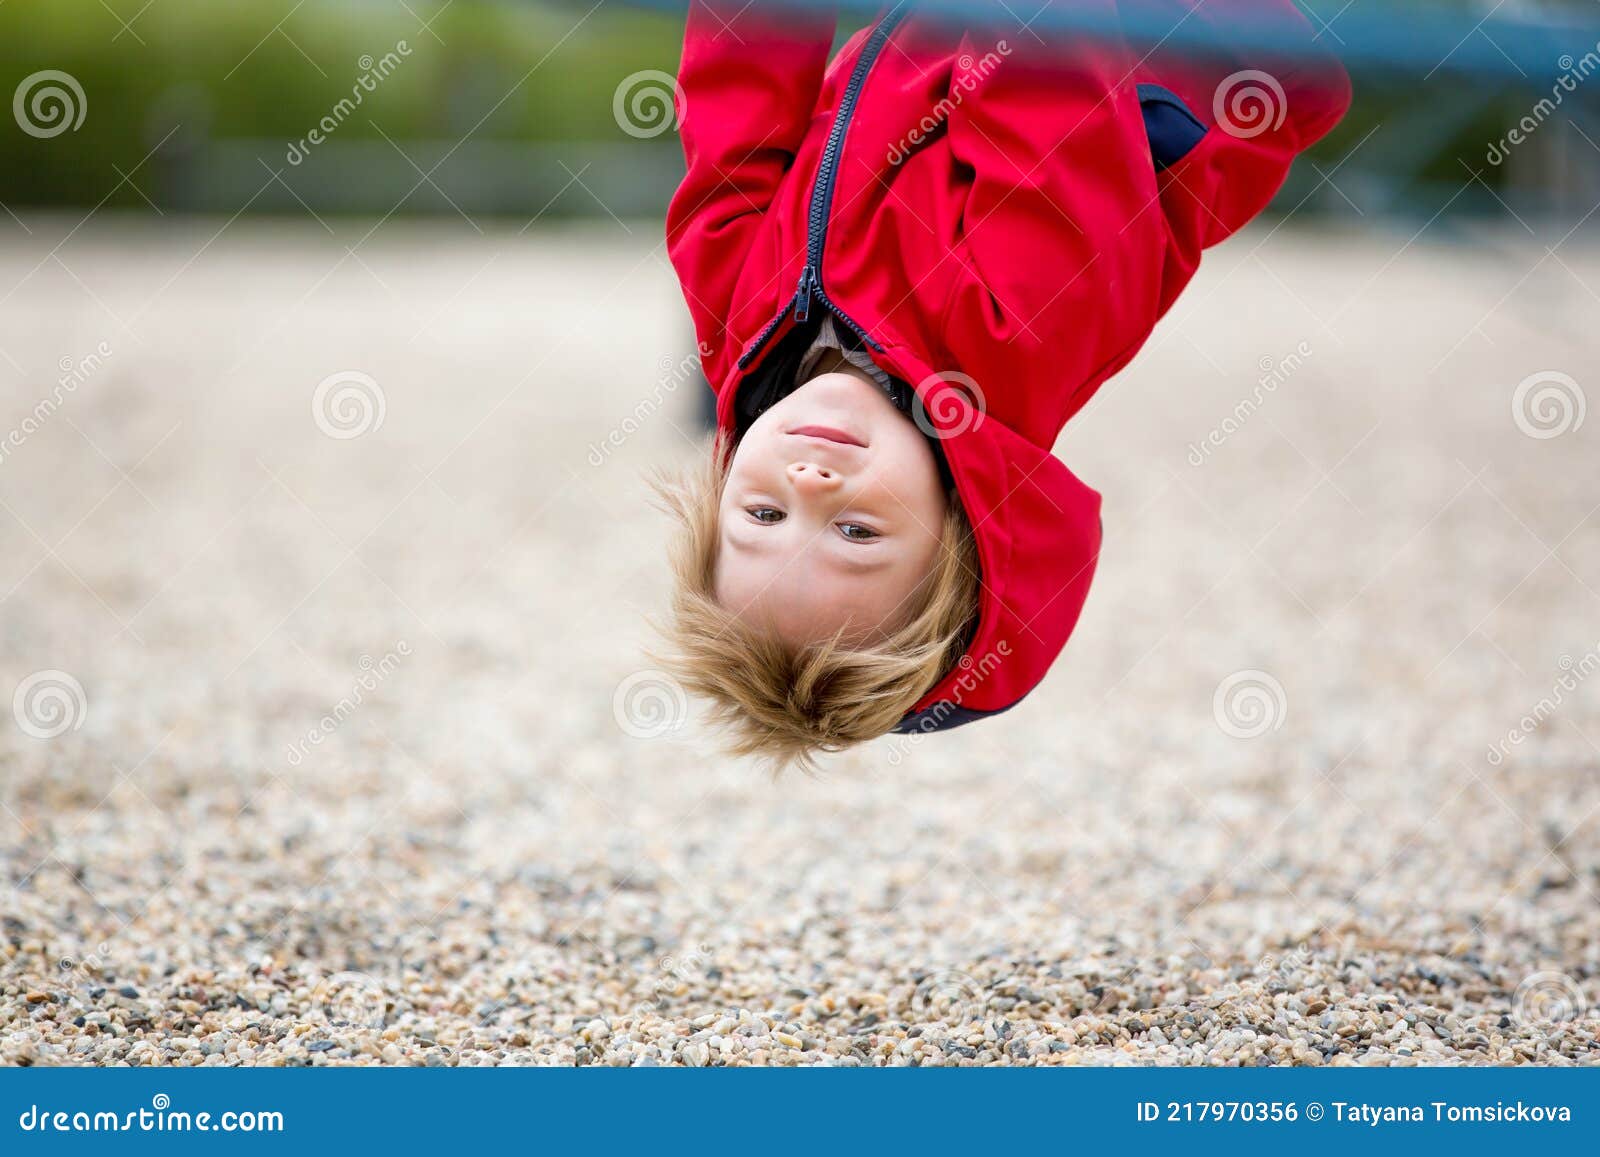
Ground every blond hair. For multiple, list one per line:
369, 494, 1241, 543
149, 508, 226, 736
655, 438, 980, 770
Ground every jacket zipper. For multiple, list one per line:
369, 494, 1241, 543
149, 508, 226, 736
737, 3, 909, 369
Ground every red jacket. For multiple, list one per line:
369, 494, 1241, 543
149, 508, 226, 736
667, 0, 1350, 733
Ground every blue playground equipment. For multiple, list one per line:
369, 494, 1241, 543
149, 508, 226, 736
613, 0, 1600, 81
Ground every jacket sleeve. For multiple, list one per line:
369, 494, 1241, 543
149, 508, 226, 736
1134, 0, 1352, 311
938, 0, 1349, 430
665, 0, 837, 390
938, 6, 1164, 434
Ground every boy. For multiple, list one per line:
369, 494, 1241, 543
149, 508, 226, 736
661, 0, 1350, 766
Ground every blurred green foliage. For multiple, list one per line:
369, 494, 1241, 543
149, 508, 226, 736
0, 0, 683, 209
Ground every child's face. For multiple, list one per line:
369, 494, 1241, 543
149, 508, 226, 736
716, 370, 949, 647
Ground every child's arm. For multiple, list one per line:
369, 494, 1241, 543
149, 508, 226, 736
1133, 0, 1353, 304
666, 0, 837, 390
938, 0, 1348, 430
938, 9, 1162, 433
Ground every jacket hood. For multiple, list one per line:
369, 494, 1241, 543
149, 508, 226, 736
863, 339, 1102, 732
713, 329, 1102, 735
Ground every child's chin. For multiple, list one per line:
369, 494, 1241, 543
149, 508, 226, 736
794, 370, 881, 407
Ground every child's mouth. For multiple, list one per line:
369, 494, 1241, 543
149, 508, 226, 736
787, 425, 867, 448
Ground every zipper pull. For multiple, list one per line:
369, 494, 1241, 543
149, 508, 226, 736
793, 267, 816, 323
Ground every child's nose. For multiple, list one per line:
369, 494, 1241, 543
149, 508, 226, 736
787, 461, 842, 492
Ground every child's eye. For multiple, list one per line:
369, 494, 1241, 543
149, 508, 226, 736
837, 522, 880, 542
747, 506, 785, 524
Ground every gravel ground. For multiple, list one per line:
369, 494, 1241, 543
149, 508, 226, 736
1, 215, 1597, 1067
